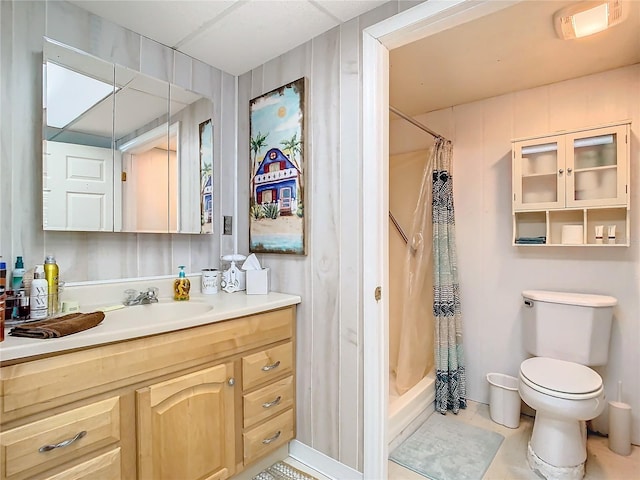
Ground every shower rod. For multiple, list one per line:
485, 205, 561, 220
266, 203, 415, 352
389, 105, 448, 142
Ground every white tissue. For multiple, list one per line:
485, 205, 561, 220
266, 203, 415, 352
241, 253, 262, 271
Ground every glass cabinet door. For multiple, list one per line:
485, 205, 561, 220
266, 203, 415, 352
513, 136, 564, 210
565, 125, 629, 207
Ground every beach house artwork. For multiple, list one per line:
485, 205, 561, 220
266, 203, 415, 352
249, 78, 306, 255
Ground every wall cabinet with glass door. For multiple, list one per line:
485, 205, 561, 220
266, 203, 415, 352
512, 121, 631, 246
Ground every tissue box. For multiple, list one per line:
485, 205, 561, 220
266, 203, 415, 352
246, 268, 270, 295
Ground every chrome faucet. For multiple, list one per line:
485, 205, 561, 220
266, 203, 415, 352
124, 287, 159, 306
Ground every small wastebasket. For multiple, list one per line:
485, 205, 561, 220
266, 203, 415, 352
486, 373, 521, 429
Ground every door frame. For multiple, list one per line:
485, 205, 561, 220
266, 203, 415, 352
361, 1, 521, 478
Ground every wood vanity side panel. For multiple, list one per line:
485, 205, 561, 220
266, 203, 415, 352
0, 307, 294, 420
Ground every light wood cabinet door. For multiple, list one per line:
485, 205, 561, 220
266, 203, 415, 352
136, 363, 235, 480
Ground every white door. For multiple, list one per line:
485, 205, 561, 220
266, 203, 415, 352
43, 141, 114, 231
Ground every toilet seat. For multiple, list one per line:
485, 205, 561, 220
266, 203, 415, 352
520, 357, 603, 400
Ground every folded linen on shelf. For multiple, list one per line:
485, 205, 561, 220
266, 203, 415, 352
9, 311, 105, 339
515, 236, 547, 244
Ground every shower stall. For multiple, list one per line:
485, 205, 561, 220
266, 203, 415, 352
388, 107, 445, 446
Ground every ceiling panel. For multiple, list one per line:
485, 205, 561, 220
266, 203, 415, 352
70, 0, 237, 48
316, 0, 388, 22
179, 0, 337, 75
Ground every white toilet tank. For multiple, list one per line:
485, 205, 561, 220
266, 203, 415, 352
522, 290, 617, 366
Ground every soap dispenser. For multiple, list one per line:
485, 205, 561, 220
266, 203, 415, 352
173, 266, 190, 301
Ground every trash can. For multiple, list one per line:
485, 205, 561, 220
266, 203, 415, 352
486, 373, 521, 429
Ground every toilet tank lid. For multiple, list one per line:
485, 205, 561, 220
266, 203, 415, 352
522, 290, 617, 307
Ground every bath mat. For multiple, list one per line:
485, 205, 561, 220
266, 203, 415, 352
390, 413, 504, 480
252, 461, 318, 480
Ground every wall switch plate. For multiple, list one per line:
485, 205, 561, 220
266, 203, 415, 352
223, 216, 232, 235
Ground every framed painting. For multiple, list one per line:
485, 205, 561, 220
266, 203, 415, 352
249, 77, 306, 255
199, 119, 213, 234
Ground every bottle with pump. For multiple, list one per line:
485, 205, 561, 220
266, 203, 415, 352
30, 265, 49, 320
44, 255, 59, 316
173, 266, 190, 301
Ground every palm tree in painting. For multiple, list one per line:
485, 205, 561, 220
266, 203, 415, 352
280, 133, 304, 200
250, 131, 269, 175
280, 133, 302, 170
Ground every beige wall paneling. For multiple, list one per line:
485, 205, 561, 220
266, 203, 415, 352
2, 1, 46, 274
338, 16, 363, 469
217, 71, 237, 261
309, 26, 342, 459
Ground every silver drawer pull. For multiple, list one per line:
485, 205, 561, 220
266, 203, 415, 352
262, 430, 281, 444
262, 396, 282, 409
261, 360, 281, 372
39, 431, 87, 452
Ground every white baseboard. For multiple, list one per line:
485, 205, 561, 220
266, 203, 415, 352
288, 440, 363, 480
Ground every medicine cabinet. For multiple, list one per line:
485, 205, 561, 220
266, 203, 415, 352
42, 38, 211, 234
512, 121, 631, 246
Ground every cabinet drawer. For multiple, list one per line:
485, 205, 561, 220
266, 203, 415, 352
243, 376, 294, 428
42, 447, 121, 480
243, 409, 294, 465
242, 343, 293, 390
0, 397, 120, 479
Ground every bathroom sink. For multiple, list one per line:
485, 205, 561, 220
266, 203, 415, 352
104, 301, 213, 324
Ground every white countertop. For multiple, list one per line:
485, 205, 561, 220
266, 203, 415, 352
0, 291, 301, 363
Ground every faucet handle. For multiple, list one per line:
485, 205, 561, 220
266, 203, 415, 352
146, 287, 159, 300
124, 289, 137, 302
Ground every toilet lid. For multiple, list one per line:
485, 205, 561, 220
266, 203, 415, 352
520, 357, 602, 395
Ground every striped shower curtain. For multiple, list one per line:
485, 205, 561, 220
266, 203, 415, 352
432, 139, 467, 414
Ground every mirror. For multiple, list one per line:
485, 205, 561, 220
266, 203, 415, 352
42, 38, 213, 234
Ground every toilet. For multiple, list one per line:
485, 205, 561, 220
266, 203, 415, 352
518, 290, 617, 480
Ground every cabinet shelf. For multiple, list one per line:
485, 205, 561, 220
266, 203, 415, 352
512, 121, 630, 247
513, 207, 629, 246
521, 172, 557, 178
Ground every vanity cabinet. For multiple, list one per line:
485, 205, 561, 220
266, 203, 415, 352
0, 306, 296, 480
512, 121, 631, 246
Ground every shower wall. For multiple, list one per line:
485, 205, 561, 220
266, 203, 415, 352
388, 148, 434, 386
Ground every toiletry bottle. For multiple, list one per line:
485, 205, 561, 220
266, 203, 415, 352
44, 255, 59, 316
12, 256, 25, 290
30, 265, 49, 320
0, 259, 6, 341
173, 266, 190, 301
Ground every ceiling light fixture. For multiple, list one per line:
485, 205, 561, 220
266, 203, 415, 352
554, 0, 629, 39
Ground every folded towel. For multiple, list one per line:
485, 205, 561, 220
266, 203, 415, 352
9, 311, 105, 339
515, 236, 546, 244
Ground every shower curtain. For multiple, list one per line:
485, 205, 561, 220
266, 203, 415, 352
432, 139, 467, 414
393, 146, 436, 396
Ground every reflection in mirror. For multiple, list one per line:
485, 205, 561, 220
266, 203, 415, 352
42, 39, 215, 234
43, 39, 115, 231
168, 84, 214, 234
114, 65, 173, 233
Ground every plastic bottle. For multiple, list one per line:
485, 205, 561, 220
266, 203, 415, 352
12, 256, 25, 290
44, 255, 59, 316
173, 266, 190, 301
30, 265, 49, 320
